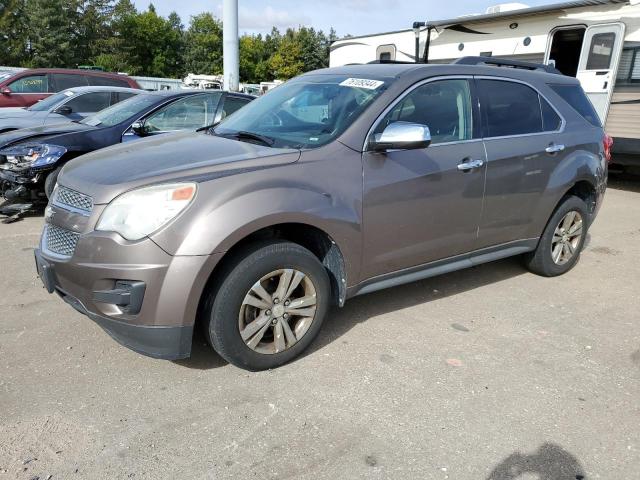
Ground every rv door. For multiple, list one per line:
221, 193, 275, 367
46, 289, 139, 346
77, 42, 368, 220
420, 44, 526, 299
576, 22, 625, 124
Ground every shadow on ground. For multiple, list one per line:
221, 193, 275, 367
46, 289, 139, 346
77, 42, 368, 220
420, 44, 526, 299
486, 443, 586, 480
306, 256, 526, 357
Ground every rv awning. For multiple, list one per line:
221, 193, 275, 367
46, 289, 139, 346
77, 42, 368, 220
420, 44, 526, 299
425, 0, 630, 28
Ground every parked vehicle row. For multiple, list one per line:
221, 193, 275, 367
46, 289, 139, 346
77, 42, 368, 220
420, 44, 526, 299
0, 90, 254, 211
31, 58, 609, 371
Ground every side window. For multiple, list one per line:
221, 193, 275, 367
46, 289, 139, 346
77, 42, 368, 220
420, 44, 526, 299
52, 73, 88, 90
113, 92, 137, 104
480, 80, 543, 137
540, 97, 562, 132
550, 84, 601, 127
64, 92, 111, 113
220, 96, 251, 120
88, 76, 130, 88
586, 32, 615, 70
145, 95, 218, 132
8, 75, 49, 93
374, 79, 474, 144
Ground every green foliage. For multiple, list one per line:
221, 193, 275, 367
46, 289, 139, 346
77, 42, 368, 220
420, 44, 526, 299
0, 0, 338, 81
183, 13, 223, 75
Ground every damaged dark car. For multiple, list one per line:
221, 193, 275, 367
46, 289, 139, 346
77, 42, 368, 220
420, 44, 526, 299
0, 89, 254, 220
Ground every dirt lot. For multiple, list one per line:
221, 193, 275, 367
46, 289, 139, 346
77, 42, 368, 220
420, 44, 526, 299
1, 173, 639, 480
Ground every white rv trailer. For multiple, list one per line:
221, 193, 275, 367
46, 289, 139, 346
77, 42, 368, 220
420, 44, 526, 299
330, 0, 640, 165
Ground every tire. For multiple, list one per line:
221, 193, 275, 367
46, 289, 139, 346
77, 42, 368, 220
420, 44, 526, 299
44, 167, 62, 199
204, 241, 331, 370
524, 195, 589, 277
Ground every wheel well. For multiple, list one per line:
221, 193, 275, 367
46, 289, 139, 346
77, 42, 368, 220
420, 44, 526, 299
565, 180, 597, 214
196, 223, 347, 328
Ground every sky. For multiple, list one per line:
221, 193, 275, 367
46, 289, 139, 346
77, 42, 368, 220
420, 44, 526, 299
134, 0, 560, 37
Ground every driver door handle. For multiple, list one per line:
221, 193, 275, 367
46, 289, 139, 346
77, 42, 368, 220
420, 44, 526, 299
457, 158, 485, 171
545, 143, 565, 154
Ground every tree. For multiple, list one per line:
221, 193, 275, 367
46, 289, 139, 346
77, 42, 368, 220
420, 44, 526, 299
268, 31, 304, 79
27, 0, 81, 68
183, 13, 223, 75
0, 0, 30, 66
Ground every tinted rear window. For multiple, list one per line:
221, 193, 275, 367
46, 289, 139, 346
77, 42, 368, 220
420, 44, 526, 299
480, 80, 543, 137
550, 84, 601, 127
88, 75, 131, 88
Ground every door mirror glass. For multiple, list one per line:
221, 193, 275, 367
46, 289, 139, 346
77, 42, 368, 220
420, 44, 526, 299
1, 87, 11, 95
55, 105, 72, 115
370, 121, 431, 151
131, 121, 148, 136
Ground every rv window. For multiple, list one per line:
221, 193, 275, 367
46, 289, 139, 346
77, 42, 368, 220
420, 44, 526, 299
616, 48, 640, 84
480, 80, 543, 137
374, 79, 473, 144
550, 84, 601, 128
586, 32, 615, 70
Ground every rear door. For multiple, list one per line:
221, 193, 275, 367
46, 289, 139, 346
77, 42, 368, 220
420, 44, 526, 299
576, 22, 626, 123
477, 77, 567, 249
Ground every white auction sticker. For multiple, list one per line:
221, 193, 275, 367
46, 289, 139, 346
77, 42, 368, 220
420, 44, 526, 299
339, 78, 384, 90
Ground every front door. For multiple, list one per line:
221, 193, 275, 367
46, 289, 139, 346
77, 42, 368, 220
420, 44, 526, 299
362, 78, 486, 279
576, 22, 626, 123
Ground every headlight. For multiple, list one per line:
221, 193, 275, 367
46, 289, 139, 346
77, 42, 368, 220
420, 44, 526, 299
0, 143, 67, 168
96, 183, 197, 241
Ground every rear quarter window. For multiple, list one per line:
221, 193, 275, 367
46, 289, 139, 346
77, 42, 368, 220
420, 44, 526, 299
549, 84, 601, 127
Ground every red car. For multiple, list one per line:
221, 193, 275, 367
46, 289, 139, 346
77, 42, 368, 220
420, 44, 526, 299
0, 69, 141, 108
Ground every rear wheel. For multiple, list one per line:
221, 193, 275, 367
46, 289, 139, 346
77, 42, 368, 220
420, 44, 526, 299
524, 196, 589, 277
204, 241, 331, 370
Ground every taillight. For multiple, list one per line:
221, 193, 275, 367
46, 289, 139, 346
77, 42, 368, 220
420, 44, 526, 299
603, 133, 613, 163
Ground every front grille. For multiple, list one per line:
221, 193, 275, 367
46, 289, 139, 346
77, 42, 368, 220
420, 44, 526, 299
54, 186, 93, 213
45, 224, 80, 257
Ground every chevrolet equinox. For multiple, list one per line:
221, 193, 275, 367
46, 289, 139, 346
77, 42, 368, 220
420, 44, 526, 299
35, 59, 609, 370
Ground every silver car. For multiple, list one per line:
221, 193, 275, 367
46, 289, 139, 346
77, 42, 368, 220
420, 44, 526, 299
0, 86, 140, 133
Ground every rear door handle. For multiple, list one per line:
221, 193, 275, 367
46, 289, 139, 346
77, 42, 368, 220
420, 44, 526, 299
457, 158, 484, 171
545, 144, 565, 154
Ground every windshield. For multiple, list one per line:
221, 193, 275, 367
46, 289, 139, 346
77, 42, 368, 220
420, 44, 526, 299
214, 74, 390, 148
0, 72, 11, 81
81, 94, 158, 127
28, 91, 74, 112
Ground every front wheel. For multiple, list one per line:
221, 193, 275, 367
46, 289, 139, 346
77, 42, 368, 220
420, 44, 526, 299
44, 167, 62, 199
204, 241, 331, 370
524, 196, 589, 277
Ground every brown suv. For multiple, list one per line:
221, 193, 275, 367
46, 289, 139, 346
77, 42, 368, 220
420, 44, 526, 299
0, 68, 140, 108
34, 59, 608, 370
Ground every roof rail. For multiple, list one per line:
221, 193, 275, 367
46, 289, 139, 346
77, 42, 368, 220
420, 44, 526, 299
452, 56, 562, 75
366, 59, 418, 65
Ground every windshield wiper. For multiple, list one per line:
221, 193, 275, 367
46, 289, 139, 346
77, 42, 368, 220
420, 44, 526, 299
222, 130, 275, 147
196, 120, 221, 133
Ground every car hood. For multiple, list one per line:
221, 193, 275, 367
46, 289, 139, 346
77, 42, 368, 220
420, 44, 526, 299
0, 122, 94, 148
0, 107, 37, 119
59, 131, 301, 204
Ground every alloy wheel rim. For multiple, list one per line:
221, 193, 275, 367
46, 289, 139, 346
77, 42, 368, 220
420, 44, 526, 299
551, 210, 583, 265
238, 268, 317, 355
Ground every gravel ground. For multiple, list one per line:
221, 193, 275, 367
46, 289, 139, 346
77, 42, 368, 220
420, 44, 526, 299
0, 173, 639, 480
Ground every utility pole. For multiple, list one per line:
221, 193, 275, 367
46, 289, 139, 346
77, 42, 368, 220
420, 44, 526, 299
223, 0, 239, 92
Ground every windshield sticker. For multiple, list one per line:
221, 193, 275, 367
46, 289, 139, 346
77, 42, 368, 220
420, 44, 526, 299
339, 78, 384, 90
64, 91, 74, 96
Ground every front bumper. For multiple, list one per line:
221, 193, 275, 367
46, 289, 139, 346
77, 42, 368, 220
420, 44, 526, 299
35, 226, 222, 360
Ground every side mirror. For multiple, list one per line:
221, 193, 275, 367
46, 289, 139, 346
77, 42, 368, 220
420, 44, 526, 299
131, 121, 148, 137
55, 105, 72, 115
1, 87, 11, 95
369, 121, 431, 152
